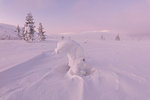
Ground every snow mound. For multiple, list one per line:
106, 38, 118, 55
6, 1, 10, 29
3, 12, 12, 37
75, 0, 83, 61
55, 38, 95, 76
0, 23, 17, 40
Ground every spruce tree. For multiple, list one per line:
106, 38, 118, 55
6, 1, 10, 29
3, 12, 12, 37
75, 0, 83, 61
24, 13, 35, 42
38, 23, 46, 41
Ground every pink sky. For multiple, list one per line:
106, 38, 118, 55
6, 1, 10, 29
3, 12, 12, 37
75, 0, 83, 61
0, 0, 150, 35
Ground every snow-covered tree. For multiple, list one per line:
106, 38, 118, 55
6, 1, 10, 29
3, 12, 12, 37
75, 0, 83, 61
37, 23, 46, 41
16, 25, 21, 39
23, 13, 35, 42
115, 34, 120, 41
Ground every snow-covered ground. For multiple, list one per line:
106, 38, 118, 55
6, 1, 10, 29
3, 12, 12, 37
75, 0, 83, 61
0, 23, 17, 39
0, 35, 150, 100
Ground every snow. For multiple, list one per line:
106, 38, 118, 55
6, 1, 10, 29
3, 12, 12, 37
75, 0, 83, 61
0, 34, 150, 100
0, 23, 17, 39
55, 38, 93, 76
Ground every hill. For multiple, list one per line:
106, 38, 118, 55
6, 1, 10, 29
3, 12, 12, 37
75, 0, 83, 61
0, 23, 18, 40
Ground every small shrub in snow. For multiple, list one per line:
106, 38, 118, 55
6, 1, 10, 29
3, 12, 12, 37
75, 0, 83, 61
100, 35, 105, 40
115, 34, 120, 41
61, 36, 64, 40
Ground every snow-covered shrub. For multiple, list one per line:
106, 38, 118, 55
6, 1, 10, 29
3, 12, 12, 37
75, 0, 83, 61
100, 35, 105, 40
115, 34, 120, 41
55, 38, 94, 76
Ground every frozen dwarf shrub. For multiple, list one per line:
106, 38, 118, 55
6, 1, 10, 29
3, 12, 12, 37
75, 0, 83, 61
55, 38, 95, 76
115, 34, 120, 41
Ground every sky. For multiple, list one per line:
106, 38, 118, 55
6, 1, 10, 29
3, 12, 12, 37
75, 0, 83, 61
0, 0, 150, 35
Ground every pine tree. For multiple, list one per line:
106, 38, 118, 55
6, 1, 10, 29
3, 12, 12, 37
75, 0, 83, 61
24, 13, 35, 42
115, 34, 120, 41
16, 25, 21, 39
38, 23, 46, 41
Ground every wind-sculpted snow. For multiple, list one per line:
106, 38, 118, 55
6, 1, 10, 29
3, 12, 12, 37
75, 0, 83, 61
55, 39, 95, 76
0, 39, 150, 100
